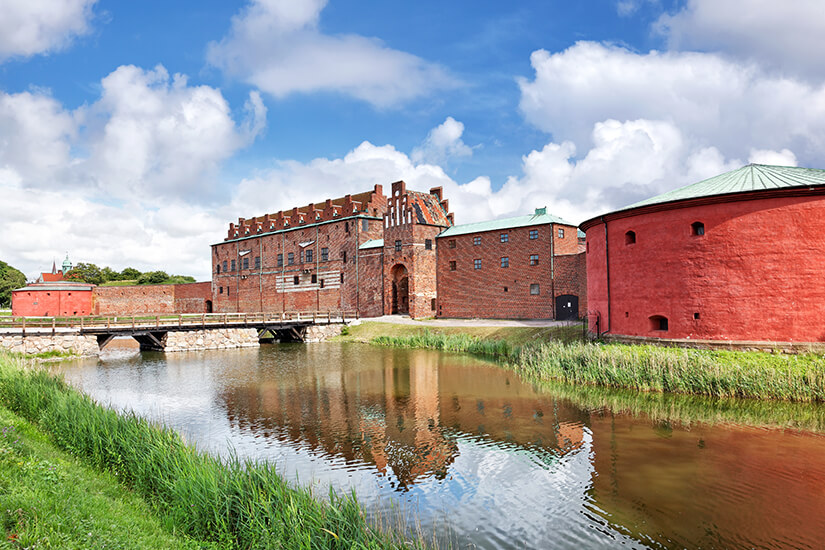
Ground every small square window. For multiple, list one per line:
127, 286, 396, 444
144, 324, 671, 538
473, 236, 481, 245
311, 274, 317, 283
503, 286, 508, 292
558, 228, 565, 239
474, 259, 482, 270
395, 240, 402, 251
293, 276, 299, 285
448, 239, 456, 248
425, 239, 432, 250
500, 257, 509, 268
694, 312, 700, 320
691, 222, 705, 236
500, 233, 509, 243
529, 229, 538, 240
530, 254, 539, 266
530, 283, 540, 295
449, 261, 456, 271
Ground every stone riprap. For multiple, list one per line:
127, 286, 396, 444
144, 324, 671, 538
162, 328, 260, 352
0, 334, 100, 356
304, 323, 346, 342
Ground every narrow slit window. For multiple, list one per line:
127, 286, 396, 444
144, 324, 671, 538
293, 276, 299, 285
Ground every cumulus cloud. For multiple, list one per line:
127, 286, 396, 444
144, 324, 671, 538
655, 0, 825, 80
0, 0, 97, 62
411, 117, 473, 166
207, 0, 455, 107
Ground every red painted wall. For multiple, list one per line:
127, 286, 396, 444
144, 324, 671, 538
584, 193, 825, 342
12, 286, 93, 316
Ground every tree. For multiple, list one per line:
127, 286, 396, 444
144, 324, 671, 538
101, 266, 121, 282
65, 263, 104, 285
0, 260, 26, 308
137, 271, 169, 285
120, 267, 141, 280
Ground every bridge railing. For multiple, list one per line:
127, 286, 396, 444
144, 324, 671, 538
0, 311, 359, 334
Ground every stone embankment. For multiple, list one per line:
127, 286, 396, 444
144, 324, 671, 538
162, 328, 260, 352
0, 334, 99, 356
304, 323, 346, 342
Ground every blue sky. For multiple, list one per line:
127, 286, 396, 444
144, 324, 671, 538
2, 0, 824, 280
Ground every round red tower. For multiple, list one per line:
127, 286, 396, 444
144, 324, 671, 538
581, 164, 825, 343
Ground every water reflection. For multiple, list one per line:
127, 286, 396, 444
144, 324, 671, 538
53, 341, 825, 550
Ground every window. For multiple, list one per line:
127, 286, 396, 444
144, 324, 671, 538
311, 274, 317, 283
431, 298, 436, 311
277, 254, 283, 267
500, 233, 509, 243
288, 252, 294, 265
530, 254, 539, 266
219, 286, 223, 294
691, 221, 705, 236
230, 259, 236, 271
227, 287, 230, 297
650, 315, 669, 331
216, 264, 221, 274
321, 247, 329, 261
319, 279, 325, 288
448, 239, 456, 248
529, 229, 538, 240
449, 261, 456, 271
625, 230, 636, 245
474, 259, 482, 270
694, 312, 700, 320
340, 273, 344, 283
299, 250, 304, 264
501, 257, 509, 268
362, 219, 369, 232
342, 250, 347, 263
425, 239, 432, 250
558, 228, 565, 239
530, 284, 540, 295
255, 256, 260, 269
222, 260, 228, 272
293, 276, 299, 285
306, 249, 313, 263
395, 240, 402, 251
345, 221, 349, 233
473, 236, 481, 245
503, 286, 508, 292
242, 257, 249, 270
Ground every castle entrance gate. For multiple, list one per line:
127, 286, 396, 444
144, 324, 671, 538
391, 264, 409, 314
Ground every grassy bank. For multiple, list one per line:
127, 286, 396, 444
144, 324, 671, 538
0, 404, 207, 549
0, 353, 421, 549
355, 323, 825, 402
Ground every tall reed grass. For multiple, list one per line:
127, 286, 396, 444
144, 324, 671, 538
0, 353, 422, 549
373, 331, 825, 402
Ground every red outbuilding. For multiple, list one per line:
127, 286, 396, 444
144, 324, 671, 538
581, 164, 825, 344
11, 282, 95, 317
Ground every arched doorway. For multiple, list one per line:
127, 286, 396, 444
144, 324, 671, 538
391, 264, 409, 314
205, 300, 213, 313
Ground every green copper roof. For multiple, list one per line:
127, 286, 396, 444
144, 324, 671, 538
437, 208, 575, 238
359, 239, 384, 250
622, 164, 825, 211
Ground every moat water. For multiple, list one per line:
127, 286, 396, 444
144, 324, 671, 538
54, 340, 825, 549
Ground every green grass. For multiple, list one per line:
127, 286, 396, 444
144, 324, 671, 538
0, 353, 424, 549
99, 279, 138, 286
0, 405, 209, 550
365, 325, 825, 402
337, 321, 585, 346
0, 310, 11, 317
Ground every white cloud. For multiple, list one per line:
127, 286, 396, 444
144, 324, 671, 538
0, 0, 97, 62
615, 0, 657, 16
655, 0, 825, 79
411, 117, 473, 166
207, 0, 455, 107
748, 148, 797, 167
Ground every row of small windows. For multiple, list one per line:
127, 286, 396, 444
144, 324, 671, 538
219, 273, 344, 294
218, 247, 337, 272
624, 222, 705, 246
459, 228, 561, 248
450, 255, 542, 271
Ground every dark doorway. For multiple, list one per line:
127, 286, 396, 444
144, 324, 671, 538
555, 294, 578, 321
391, 264, 409, 314
205, 300, 213, 313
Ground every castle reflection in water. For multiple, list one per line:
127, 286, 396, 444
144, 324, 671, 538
217, 345, 588, 490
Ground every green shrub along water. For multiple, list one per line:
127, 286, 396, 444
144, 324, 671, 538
0, 353, 422, 549
372, 332, 825, 402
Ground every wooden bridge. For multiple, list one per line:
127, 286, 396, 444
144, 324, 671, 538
0, 311, 358, 349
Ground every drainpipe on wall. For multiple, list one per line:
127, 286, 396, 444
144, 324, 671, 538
602, 216, 611, 335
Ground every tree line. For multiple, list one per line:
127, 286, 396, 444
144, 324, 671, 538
0, 261, 26, 308
65, 263, 196, 286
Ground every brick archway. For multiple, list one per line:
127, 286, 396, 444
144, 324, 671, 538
390, 263, 409, 314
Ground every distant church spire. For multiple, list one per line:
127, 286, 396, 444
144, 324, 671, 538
62, 253, 72, 275
52, 259, 57, 274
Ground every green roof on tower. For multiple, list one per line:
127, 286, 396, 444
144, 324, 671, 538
621, 164, 825, 212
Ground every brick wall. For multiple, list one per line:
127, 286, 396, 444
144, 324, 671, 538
94, 285, 175, 315
435, 222, 583, 319
173, 282, 213, 313
554, 252, 587, 318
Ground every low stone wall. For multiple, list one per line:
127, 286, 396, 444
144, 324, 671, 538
0, 334, 100, 356
304, 323, 346, 342
162, 328, 260, 352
